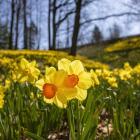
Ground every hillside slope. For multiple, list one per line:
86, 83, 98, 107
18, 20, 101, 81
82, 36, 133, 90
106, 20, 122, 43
77, 35, 140, 67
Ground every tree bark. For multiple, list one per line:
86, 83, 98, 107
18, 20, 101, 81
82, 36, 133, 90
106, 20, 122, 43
70, 0, 82, 56
23, 0, 28, 49
9, 0, 15, 49
15, 0, 21, 50
48, 0, 52, 50
52, 0, 56, 50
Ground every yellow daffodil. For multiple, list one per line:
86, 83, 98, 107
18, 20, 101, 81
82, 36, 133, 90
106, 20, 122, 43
102, 69, 112, 79
124, 62, 132, 72
95, 69, 102, 77
118, 69, 132, 81
58, 58, 92, 101
13, 58, 40, 83
90, 69, 100, 86
133, 64, 140, 75
107, 77, 118, 88
4, 79, 11, 90
0, 94, 4, 108
36, 67, 77, 108
0, 85, 5, 108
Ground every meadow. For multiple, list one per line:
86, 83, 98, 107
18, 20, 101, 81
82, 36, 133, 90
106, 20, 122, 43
0, 50, 140, 140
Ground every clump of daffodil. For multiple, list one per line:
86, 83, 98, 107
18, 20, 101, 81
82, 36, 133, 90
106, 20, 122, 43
101, 69, 112, 79
96, 68, 118, 88
12, 58, 40, 83
106, 76, 118, 88
90, 69, 100, 87
133, 64, 140, 75
0, 94, 4, 108
36, 67, 78, 108
58, 58, 92, 101
118, 69, 132, 81
124, 62, 132, 72
119, 62, 132, 81
112, 63, 132, 81
4, 79, 11, 90
95, 69, 102, 77
0, 85, 5, 108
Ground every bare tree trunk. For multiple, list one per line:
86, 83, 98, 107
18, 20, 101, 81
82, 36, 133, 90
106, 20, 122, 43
15, 0, 21, 50
48, 0, 51, 50
0, 0, 2, 25
9, 0, 15, 49
29, 0, 32, 49
37, 12, 41, 50
52, 0, 56, 50
23, 0, 28, 49
36, 0, 41, 50
66, 4, 70, 48
70, 0, 82, 56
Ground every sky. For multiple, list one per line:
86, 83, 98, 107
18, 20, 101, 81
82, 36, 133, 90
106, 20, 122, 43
80, 0, 140, 42
1, 0, 140, 49
40, 0, 140, 49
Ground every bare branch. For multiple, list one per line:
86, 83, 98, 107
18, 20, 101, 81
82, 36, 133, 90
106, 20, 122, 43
122, 2, 140, 13
80, 12, 139, 25
56, 10, 75, 27
82, 0, 97, 7
59, 12, 139, 34
56, 0, 73, 9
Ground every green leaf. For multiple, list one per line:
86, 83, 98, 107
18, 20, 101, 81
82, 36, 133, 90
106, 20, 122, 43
24, 130, 45, 140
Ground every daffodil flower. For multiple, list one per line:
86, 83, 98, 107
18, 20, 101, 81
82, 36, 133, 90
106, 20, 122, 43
0, 85, 5, 108
90, 69, 100, 87
14, 58, 40, 83
58, 58, 92, 101
36, 67, 77, 108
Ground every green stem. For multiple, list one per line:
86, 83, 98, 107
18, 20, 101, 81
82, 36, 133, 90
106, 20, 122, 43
67, 103, 76, 140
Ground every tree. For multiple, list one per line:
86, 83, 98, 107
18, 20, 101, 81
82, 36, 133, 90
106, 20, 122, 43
48, 0, 51, 50
70, 0, 82, 56
36, 0, 42, 49
15, 0, 21, 49
109, 23, 121, 40
70, 0, 94, 56
9, 0, 15, 49
27, 21, 38, 49
48, 0, 74, 50
23, 0, 28, 49
0, 24, 9, 49
91, 25, 103, 45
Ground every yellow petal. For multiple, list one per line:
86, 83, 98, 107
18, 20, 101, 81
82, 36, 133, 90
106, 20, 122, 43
33, 68, 40, 78
58, 58, 71, 72
52, 70, 67, 87
78, 71, 92, 89
35, 79, 45, 90
28, 75, 36, 83
20, 58, 29, 70
30, 60, 36, 67
19, 75, 28, 83
54, 94, 67, 108
44, 97, 54, 104
45, 67, 56, 76
45, 67, 56, 83
69, 60, 84, 75
59, 87, 78, 100
76, 88, 87, 101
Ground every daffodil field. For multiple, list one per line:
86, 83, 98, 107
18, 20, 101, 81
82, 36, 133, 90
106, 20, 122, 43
0, 50, 140, 140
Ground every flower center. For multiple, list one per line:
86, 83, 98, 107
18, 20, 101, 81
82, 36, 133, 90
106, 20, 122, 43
64, 74, 79, 88
43, 83, 57, 99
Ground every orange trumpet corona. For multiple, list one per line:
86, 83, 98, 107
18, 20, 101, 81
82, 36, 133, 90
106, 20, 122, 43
64, 74, 79, 88
43, 83, 57, 99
